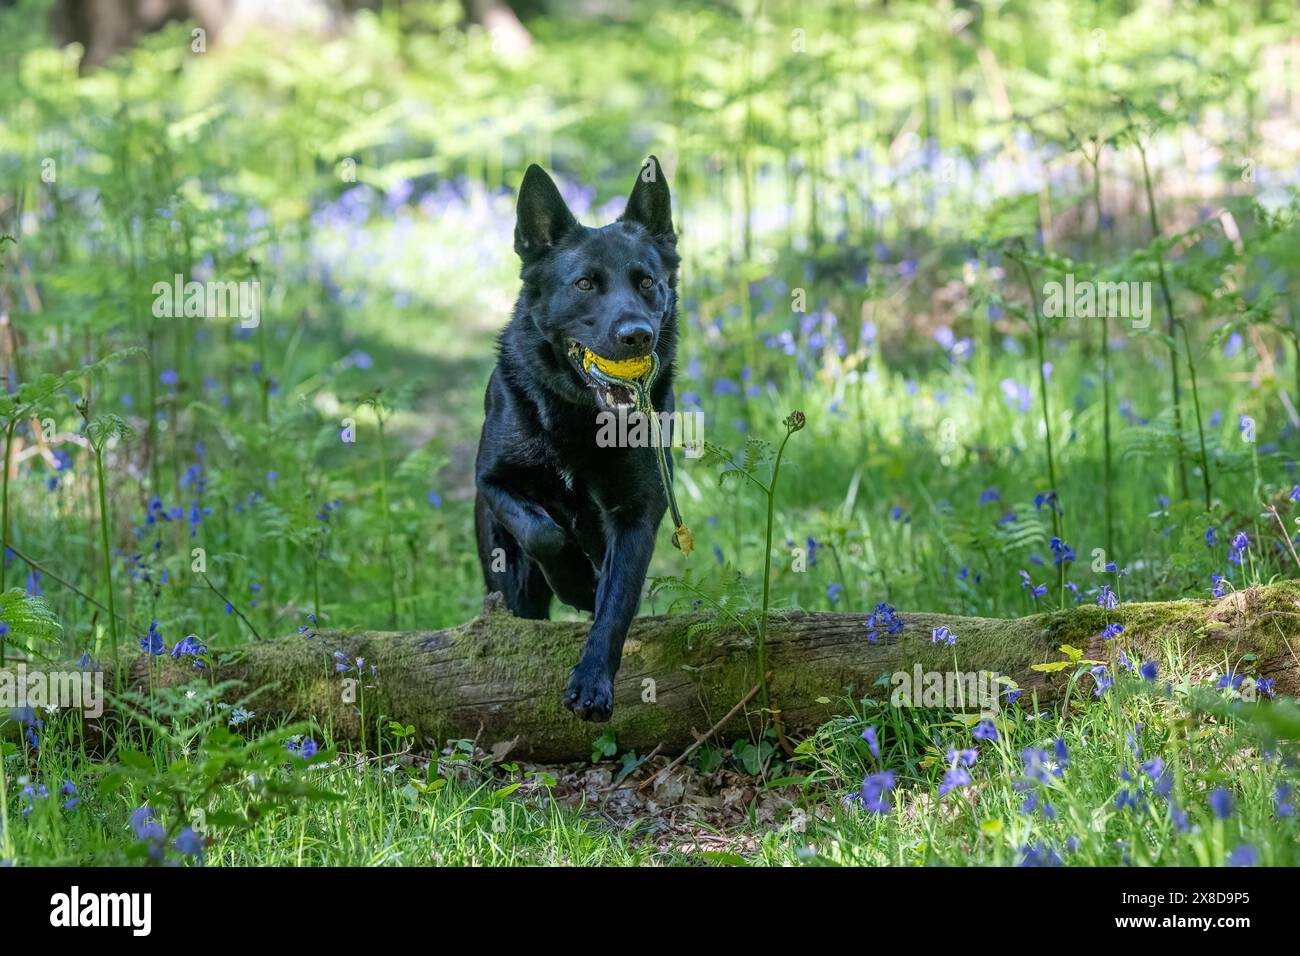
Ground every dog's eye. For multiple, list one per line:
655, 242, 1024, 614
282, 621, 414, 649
639, 276, 655, 290
575, 277, 594, 291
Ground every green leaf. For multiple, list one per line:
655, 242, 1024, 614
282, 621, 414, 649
0, 589, 62, 649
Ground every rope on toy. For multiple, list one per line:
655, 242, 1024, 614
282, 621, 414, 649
582, 349, 694, 557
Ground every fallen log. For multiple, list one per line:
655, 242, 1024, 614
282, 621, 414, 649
13, 584, 1300, 762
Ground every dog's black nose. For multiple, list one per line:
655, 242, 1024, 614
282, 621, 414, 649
615, 318, 654, 353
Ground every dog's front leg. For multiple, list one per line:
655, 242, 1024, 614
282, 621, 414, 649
478, 477, 569, 561
564, 519, 656, 721
479, 476, 597, 611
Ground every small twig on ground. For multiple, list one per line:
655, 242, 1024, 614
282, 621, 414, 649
636, 673, 771, 792
598, 743, 663, 794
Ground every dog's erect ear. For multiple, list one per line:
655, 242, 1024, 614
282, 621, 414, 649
515, 165, 578, 259
620, 155, 674, 240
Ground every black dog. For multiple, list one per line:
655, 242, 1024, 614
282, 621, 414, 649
474, 157, 679, 721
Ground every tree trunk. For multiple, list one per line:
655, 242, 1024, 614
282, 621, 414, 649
16, 585, 1300, 762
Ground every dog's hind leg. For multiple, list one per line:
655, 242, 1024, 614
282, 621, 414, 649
509, 558, 555, 620
536, 543, 597, 613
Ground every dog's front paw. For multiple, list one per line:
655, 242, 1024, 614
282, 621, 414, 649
564, 666, 614, 722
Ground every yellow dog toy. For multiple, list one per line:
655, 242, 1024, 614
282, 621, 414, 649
581, 348, 693, 556
582, 350, 654, 381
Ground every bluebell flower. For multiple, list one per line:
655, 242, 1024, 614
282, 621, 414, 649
1048, 537, 1075, 565
1019, 747, 1059, 786
1127, 729, 1142, 758
1090, 664, 1112, 696
863, 602, 904, 642
973, 719, 998, 742
1002, 379, 1032, 413
1275, 784, 1294, 818
1215, 672, 1245, 692
949, 748, 978, 768
1115, 787, 1143, 812
170, 634, 207, 668
1209, 787, 1234, 820
131, 806, 164, 842
1018, 570, 1047, 599
1017, 842, 1062, 867
19, 783, 48, 816
1018, 791, 1056, 818
939, 766, 972, 796
1227, 844, 1257, 867
853, 770, 895, 814
139, 620, 167, 655
1052, 738, 1069, 769
187, 500, 212, 538
1152, 771, 1174, 798
174, 827, 204, 860
16, 707, 43, 748
288, 735, 320, 762
861, 725, 880, 759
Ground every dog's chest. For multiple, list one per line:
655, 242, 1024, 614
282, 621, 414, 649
536, 438, 638, 513
556, 464, 576, 493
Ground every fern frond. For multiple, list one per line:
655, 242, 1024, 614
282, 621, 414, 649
0, 588, 63, 649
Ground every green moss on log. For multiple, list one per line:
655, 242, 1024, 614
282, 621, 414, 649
4, 584, 1298, 761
